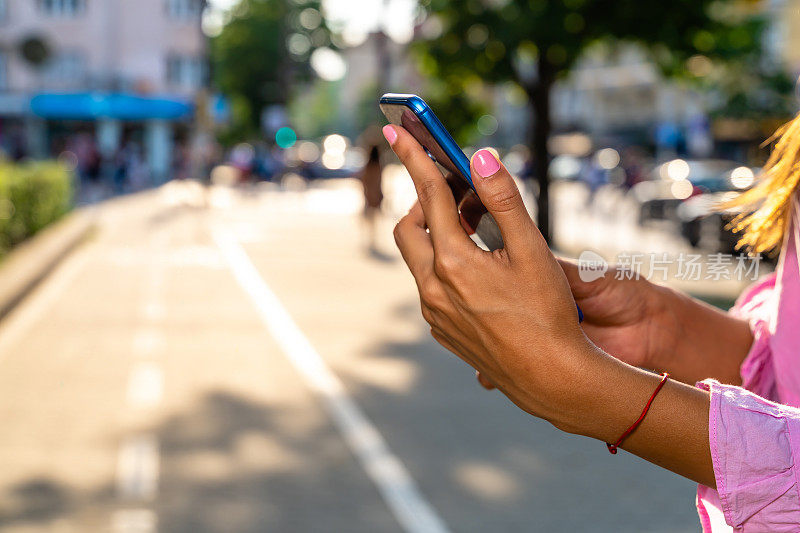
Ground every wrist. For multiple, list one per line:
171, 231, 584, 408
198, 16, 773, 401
538, 337, 617, 436
550, 346, 670, 443
651, 287, 752, 385
640, 282, 684, 371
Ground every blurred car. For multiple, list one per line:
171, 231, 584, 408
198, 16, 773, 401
265, 137, 362, 185
632, 159, 755, 225
658, 163, 759, 252
675, 192, 741, 253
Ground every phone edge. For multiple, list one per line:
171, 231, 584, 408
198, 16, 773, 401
379, 93, 474, 189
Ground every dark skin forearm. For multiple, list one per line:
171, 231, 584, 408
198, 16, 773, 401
552, 344, 715, 488
650, 285, 753, 386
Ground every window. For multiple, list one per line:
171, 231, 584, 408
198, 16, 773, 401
39, 0, 85, 16
43, 52, 86, 88
166, 0, 202, 20
166, 55, 205, 90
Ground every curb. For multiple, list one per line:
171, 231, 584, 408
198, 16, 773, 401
0, 208, 95, 321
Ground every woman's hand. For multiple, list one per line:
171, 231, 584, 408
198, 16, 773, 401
386, 124, 591, 428
477, 262, 673, 390
559, 260, 753, 386
385, 124, 716, 487
558, 261, 676, 370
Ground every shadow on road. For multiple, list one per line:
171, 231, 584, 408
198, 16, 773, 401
0, 389, 399, 533
326, 302, 700, 533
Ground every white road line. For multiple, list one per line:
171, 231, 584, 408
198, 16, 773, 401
142, 302, 166, 322
126, 362, 164, 409
113, 231, 167, 532
213, 229, 450, 533
132, 328, 165, 357
117, 434, 159, 501
110, 508, 157, 533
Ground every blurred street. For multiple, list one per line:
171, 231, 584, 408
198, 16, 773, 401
0, 180, 703, 533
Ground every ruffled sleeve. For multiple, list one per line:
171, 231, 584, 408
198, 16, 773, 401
699, 379, 800, 531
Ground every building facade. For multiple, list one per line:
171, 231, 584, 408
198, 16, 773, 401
0, 0, 207, 183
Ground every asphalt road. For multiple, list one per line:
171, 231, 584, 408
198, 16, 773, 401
0, 179, 701, 533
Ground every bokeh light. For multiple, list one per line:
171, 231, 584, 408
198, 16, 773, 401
287, 33, 312, 56
730, 166, 755, 189
477, 114, 498, 136
310, 48, 347, 81
550, 155, 582, 180
275, 127, 297, 149
671, 179, 693, 199
664, 159, 691, 181
297, 141, 320, 163
323, 134, 347, 154
321, 152, 345, 169
596, 148, 620, 170
299, 8, 322, 30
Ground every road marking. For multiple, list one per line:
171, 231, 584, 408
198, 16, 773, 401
132, 328, 165, 357
113, 230, 168, 531
111, 508, 157, 533
142, 302, 166, 322
117, 434, 159, 501
213, 229, 449, 533
126, 362, 164, 409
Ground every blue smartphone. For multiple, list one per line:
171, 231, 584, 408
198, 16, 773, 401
379, 93, 504, 251
380, 93, 584, 322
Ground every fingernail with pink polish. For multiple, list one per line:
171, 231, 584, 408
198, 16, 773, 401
473, 149, 500, 178
382, 125, 397, 145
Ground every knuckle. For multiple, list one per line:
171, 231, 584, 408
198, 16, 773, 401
416, 179, 440, 205
420, 305, 435, 325
485, 185, 521, 214
433, 252, 460, 279
419, 279, 445, 309
392, 219, 405, 244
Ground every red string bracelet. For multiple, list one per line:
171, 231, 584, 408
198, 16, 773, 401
607, 372, 670, 455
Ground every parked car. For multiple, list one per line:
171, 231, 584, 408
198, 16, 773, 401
673, 165, 758, 252
676, 192, 741, 252
632, 159, 754, 226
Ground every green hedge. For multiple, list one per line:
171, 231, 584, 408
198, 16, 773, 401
0, 161, 73, 256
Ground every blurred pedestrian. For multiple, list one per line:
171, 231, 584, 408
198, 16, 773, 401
620, 147, 645, 190
583, 152, 608, 206
359, 144, 384, 252
384, 110, 800, 532
112, 145, 129, 194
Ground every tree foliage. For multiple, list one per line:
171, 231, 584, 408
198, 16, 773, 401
212, 0, 332, 140
416, 0, 781, 240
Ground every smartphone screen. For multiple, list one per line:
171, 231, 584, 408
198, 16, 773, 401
380, 105, 466, 182
380, 101, 504, 251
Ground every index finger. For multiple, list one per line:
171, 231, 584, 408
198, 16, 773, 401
383, 125, 472, 251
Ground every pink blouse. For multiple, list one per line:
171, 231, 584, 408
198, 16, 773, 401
696, 204, 800, 531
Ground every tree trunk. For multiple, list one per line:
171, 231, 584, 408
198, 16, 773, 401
527, 61, 556, 244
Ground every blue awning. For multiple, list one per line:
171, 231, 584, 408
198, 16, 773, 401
30, 93, 194, 120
